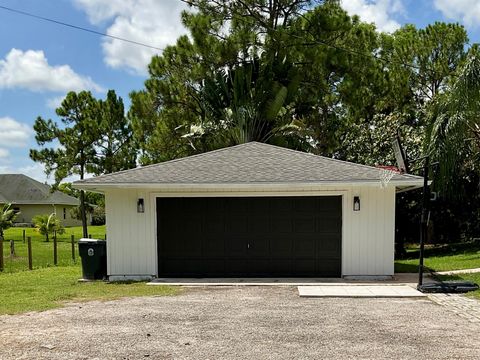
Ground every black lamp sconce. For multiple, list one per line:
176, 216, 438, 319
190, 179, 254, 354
353, 196, 360, 211
137, 198, 145, 213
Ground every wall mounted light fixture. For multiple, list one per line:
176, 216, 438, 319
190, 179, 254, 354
353, 196, 360, 211
137, 198, 145, 213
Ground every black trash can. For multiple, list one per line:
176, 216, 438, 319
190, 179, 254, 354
78, 239, 107, 280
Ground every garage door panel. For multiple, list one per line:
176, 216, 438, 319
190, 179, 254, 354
293, 259, 316, 275
183, 235, 202, 256
225, 198, 249, 213
226, 259, 251, 275
248, 216, 269, 233
204, 219, 225, 233
225, 236, 247, 256
317, 196, 342, 211
293, 197, 318, 213
201, 259, 225, 275
317, 217, 342, 233
252, 200, 270, 214
248, 259, 272, 274
206, 198, 225, 212
182, 217, 202, 234
186, 198, 205, 213
272, 198, 294, 212
249, 237, 269, 257
269, 259, 293, 274
202, 236, 225, 256
317, 259, 341, 276
161, 238, 183, 255
318, 235, 342, 256
294, 217, 316, 233
157, 196, 341, 277
293, 237, 316, 256
226, 216, 249, 233
274, 217, 293, 233
270, 236, 293, 256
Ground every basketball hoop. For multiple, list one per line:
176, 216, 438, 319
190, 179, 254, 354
377, 165, 400, 188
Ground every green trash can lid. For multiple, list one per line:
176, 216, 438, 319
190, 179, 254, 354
78, 238, 106, 244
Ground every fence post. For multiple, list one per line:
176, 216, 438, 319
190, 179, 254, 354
71, 234, 75, 262
0, 235, 3, 271
23, 229, 26, 243
27, 236, 32, 270
53, 231, 57, 266
10, 240, 15, 256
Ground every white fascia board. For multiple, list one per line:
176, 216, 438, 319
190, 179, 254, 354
73, 179, 424, 192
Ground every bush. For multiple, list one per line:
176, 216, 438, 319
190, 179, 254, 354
32, 213, 65, 242
92, 206, 106, 226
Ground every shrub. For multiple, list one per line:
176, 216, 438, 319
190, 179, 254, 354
32, 213, 65, 242
92, 206, 106, 226
0, 203, 18, 239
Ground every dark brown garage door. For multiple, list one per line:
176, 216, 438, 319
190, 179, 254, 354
157, 196, 342, 277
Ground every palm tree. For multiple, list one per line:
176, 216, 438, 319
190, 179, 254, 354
32, 213, 64, 242
182, 58, 311, 152
427, 45, 480, 193
0, 203, 18, 271
0, 204, 17, 239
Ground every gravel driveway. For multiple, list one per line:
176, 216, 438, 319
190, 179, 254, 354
1, 286, 479, 359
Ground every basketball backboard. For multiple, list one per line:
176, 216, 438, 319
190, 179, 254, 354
392, 135, 409, 173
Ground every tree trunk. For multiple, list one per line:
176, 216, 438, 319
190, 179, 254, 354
80, 190, 88, 238
80, 162, 88, 238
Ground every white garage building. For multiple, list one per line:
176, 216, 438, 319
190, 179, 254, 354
73, 142, 423, 281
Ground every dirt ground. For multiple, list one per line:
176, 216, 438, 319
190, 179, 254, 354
1, 286, 479, 359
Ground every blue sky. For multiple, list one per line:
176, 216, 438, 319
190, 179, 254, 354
0, 0, 478, 183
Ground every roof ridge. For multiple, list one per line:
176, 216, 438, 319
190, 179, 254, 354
76, 142, 256, 183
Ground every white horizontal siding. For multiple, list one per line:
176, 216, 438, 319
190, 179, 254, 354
104, 185, 396, 278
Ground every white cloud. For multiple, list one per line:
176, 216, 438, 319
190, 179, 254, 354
46, 95, 66, 110
0, 163, 45, 182
74, 0, 188, 74
0, 117, 31, 147
0, 148, 9, 159
434, 0, 480, 27
340, 0, 404, 33
0, 49, 104, 93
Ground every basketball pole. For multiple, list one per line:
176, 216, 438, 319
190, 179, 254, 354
418, 156, 430, 287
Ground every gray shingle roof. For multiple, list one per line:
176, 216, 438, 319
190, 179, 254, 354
0, 174, 79, 205
75, 142, 422, 186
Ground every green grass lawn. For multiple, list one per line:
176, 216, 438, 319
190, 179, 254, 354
395, 240, 480, 273
0, 266, 178, 315
395, 240, 480, 299
1, 225, 106, 273
0, 226, 177, 315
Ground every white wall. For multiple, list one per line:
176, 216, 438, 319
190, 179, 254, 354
105, 189, 156, 278
342, 186, 396, 276
104, 185, 396, 279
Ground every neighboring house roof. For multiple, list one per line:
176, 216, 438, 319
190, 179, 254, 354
74, 142, 423, 189
0, 174, 79, 205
